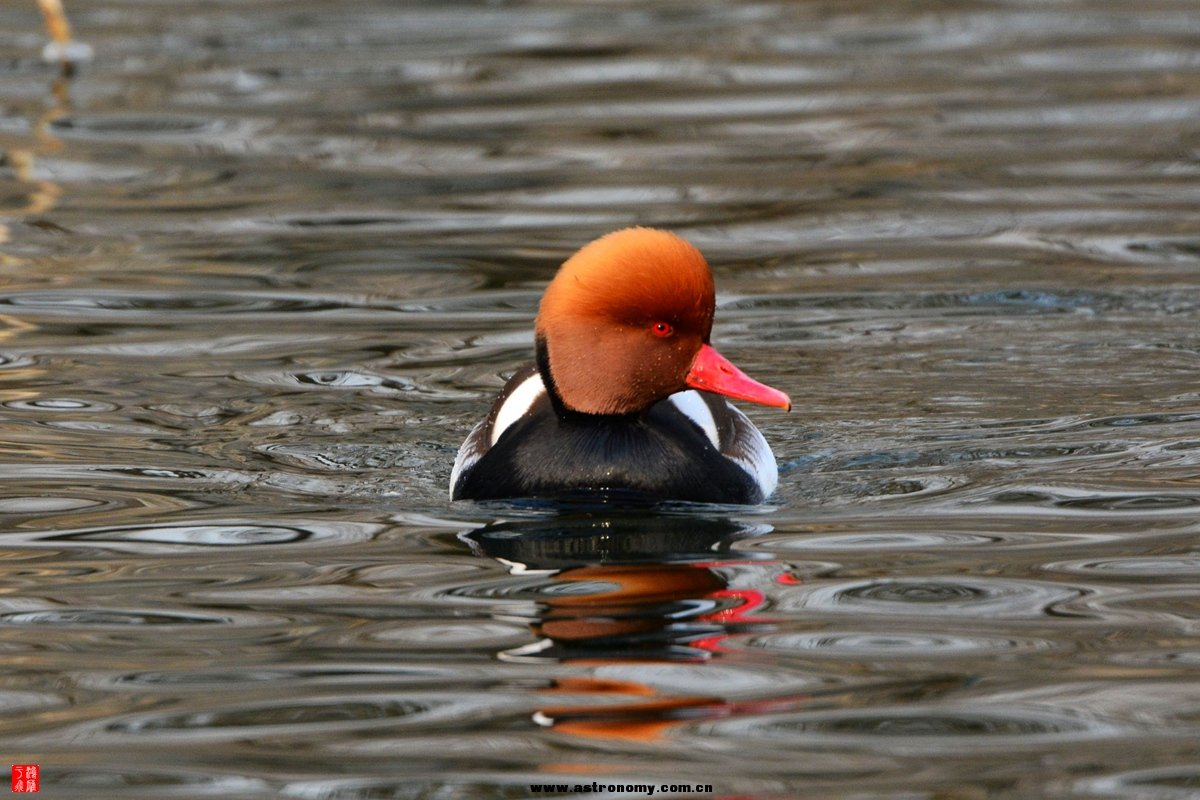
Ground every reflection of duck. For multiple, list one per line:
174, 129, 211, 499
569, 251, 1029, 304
465, 515, 790, 742
462, 513, 771, 570
529, 563, 728, 661
463, 514, 773, 662
451, 228, 790, 505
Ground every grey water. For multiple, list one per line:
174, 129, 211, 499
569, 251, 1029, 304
2, 1, 1200, 798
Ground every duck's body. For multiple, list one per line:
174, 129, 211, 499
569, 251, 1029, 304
450, 228, 789, 505
451, 364, 777, 504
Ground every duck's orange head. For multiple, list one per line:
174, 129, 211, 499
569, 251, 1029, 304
535, 227, 791, 416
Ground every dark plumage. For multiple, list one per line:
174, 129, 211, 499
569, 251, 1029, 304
450, 228, 788, 505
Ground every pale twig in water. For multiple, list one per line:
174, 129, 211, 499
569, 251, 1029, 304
36, 0, 94, 70
0, 2, 82, 255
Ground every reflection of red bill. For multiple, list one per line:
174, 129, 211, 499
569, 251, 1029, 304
693, 588, 768, 654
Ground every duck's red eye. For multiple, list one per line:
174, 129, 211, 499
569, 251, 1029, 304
651, 321, 673, 337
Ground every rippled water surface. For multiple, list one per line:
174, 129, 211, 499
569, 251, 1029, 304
3, 1, 1200, 797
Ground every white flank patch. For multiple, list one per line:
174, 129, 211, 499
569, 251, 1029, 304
490, 373, 546, 445
726, 403, 778, 499
449, 420, 486, 498
450, 372, 546, 499
668, 390, 720, 450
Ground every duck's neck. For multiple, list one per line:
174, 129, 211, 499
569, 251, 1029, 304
535, 335, 637, 420
534, 335, 566, 415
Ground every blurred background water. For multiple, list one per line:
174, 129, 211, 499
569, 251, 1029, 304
2, 1, 1200, 798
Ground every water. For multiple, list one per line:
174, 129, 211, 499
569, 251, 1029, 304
2, 0, 1200, 797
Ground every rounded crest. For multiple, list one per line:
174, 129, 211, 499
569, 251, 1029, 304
536, 228, 715, 415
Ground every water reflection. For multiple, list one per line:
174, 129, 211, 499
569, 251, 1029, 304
463, 513, 773, 663
464, 513, 778, 741
5, 0, 1200, 794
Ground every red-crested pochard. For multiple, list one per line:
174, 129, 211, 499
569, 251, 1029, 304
450, 228, 790, 504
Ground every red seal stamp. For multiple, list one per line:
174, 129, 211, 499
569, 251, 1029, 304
11, 765, 39, 793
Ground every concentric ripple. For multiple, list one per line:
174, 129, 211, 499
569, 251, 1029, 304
1044, 556, 1200, 580
50, 769, 269, 799
1, 609, 233, 626
1081, 766, 1200, 799
42, 521, 382, 550
776, 577, 1087, 619
2, 397, 118, 412
700, 705, 1124, 752
735, 630, 1057, 658
47, 113, 262, 143
100, 693, 523, 739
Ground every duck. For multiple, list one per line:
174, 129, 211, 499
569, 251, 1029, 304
450, 227, 790, 505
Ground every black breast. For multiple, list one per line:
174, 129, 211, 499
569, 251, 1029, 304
454, 398, 760, 504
